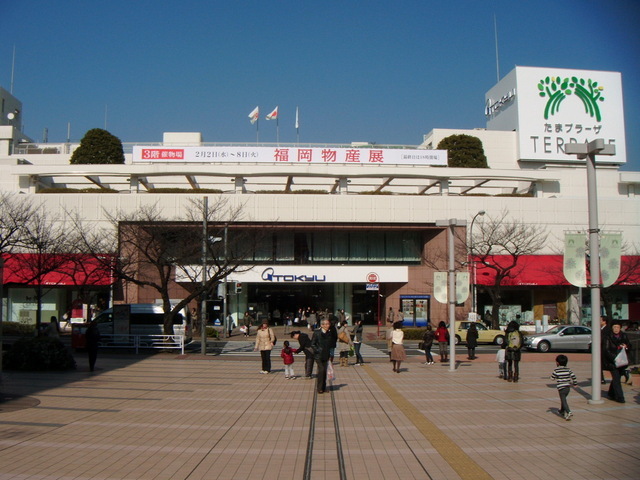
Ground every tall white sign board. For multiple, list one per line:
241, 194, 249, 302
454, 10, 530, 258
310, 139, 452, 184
485, 66, 626, 164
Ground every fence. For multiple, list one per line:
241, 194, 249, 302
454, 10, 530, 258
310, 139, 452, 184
97, 334, 185, 354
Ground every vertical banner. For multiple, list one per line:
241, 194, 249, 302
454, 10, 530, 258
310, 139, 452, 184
600, 233, 622, 288
433, 272, 448, 304
456, 272, 470, 304
563, 233, 587, 287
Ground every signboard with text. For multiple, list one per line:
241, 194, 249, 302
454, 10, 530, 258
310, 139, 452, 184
133, 146, 447, 166
485, 66, 626, 164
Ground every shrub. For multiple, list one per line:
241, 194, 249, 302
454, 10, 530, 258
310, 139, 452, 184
402, 327, 428, 340
2, 322, 36, 336
3, 337, 76, 371
205, 326, 219, 338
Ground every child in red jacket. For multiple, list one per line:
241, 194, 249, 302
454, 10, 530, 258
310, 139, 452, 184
281, 341, 296, 379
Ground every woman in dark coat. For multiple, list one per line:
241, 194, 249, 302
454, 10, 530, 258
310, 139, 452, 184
422, 324, 435, 365
602, 322, 630, 403
466, 323, 479, 360
85, 319, 101, 372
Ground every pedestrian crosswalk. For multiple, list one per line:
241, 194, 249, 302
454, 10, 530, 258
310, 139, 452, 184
206, 341, 390, 358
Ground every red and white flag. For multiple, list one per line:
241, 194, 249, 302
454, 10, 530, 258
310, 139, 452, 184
248, 106, 259, 125
266, 106, 278, 120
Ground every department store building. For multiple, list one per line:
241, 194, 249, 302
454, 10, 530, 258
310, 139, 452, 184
1, 66, 639, 328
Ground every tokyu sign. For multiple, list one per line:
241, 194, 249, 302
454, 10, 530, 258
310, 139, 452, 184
485, 66, 626, 164
133, 146, 447, 166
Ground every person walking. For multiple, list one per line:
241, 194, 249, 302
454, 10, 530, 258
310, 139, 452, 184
243, 312, 252, 338
551, 354, 578, 420
466, 322, 479, 360
422, 324, 435, 365
85, 319, 101, 372
352, 319, 365, 365
386, 307, 396, 353
311, 318, 333, 394
254, 321, 276, 374
602, 321, 630, 403
505, 320, 523, 382
337, 320, 352, 367
328, 318, 338, 363
46, 316, 60, 338
291, 330, 315, 378
390, 322, 407, 373
435, 321, 449, 363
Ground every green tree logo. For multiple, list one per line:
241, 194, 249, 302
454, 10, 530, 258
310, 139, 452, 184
537, 76, 605, 121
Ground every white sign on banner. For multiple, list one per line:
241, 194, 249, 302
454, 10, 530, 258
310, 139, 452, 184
563, 233, 587, 287
600, 233, 622, 288
132, 146, 447, 166
433, 272, 448, 304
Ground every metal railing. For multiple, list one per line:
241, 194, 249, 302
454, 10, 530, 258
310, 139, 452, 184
97, 334, 185, 354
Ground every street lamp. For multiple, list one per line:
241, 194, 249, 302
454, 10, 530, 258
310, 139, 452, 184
469, 210, 486, 316
564, 139, 615, 404
436, 218, 467, 372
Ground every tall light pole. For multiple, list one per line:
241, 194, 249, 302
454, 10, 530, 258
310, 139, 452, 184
565, 139, 615, 404
221, 225, 228, 339
201, 197, 209, 355
469, 210, 486, 316
436, 218, 467, 372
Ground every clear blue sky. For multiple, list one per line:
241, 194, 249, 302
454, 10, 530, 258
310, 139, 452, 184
2, 0, 639, 170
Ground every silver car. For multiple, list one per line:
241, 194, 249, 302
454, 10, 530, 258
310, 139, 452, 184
523, 325, 592, 352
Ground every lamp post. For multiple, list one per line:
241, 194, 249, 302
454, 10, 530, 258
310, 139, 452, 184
436, 218, 467, 372
469, 210, 486, 316
201, 197, 209, 355
221, 225, 228, 339
564, 139, 615, 404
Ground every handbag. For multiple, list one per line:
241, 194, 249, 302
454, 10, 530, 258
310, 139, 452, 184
326, 362, 335, 381
614, 348, 629, 368
338, 331, 350, 343
418, 341, 425, 351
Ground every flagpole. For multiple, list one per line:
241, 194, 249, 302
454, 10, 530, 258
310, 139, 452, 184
276, 115, 279, 146
256, 117, 259, 144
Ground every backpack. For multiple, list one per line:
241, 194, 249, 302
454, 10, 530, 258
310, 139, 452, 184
507, 331, 521, 349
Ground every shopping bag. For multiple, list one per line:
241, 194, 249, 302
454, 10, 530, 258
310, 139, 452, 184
327, 362, 335, 381
614, 348, 629, 368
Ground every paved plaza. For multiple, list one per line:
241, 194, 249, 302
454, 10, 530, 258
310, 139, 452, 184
0, 332, 639, 480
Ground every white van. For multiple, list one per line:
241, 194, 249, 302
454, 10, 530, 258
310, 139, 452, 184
93, 304, 192, 341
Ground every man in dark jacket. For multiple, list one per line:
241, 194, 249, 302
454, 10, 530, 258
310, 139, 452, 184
311, 319, 333, 394
291, 330, 314, 378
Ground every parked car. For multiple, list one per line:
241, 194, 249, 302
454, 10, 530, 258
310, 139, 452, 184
523, 325, 592, 352
453, 321, 505, 345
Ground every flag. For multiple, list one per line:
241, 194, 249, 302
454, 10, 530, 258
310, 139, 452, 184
248, 106, 259, 125
266, 106, 278, 120
295, 106, 299, 129
433, 272, 448, 304
563, 233, 586, 287
601, 233, 622, 287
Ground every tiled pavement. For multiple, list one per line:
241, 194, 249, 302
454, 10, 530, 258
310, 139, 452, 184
0, 332, 639, 480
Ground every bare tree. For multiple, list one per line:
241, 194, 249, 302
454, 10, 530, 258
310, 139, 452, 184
471, 210, 548, 328
4, 206, 68, 329
70, 196, 262, 335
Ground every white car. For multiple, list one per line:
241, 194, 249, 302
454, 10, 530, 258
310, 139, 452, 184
523, 325, 592, 352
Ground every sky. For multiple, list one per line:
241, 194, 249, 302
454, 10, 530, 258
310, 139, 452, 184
1, 0, 639, 170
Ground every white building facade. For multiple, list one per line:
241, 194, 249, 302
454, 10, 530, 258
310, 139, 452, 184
1, 66, 639, 328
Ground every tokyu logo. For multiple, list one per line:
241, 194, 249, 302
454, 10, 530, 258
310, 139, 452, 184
537, 76, 605, 121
